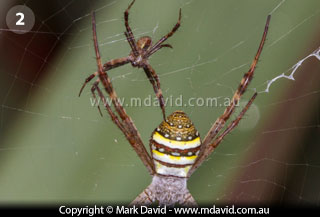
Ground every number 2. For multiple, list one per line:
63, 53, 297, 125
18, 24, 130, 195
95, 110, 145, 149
16, 12, 25, 26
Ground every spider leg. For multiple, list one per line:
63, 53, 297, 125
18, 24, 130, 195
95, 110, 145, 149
188, 93, 257, 177
80, 60, 130, 98
125, 32, 139, 57
129, 185, 154, 206
91, 79, 103, 117
143, 64, 166, 120
91, 11, 155, 174
103, 57, 130, 71
94, 83, 133, 141
145, 44, 173, 59
124, 0, 139, 56
146, 8, 181, 56
196, 15, 271, 162
188, 15, 270, 177
180, 192, 198, 207
79, 71, 98, 97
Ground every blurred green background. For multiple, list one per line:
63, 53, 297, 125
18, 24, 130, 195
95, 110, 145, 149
0, 0, 320, 205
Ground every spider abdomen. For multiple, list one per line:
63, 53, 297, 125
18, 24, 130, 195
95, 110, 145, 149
150, 111, 201, 177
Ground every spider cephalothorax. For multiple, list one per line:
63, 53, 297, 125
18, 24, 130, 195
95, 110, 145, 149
150, 111, 201, 178
130, 36, 152, 66
136, 36, 152, 52
79, 0, 181, 120
81, 6, 271, 207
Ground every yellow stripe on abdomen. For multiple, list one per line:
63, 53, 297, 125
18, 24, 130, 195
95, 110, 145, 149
152, 149, 197, 165
153, 132, 201, 150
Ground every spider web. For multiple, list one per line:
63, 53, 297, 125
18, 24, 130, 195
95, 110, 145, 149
0, 0, 320, 206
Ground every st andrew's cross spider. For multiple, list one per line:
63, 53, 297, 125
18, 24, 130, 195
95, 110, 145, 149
80, 1, 271, 207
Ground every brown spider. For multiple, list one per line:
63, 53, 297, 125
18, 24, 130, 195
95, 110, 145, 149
79, 0, 181, 120
82, 9, 270, 206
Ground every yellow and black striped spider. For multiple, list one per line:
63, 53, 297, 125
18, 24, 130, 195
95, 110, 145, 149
79, 0, 181, 120
80, 9, 270, 206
